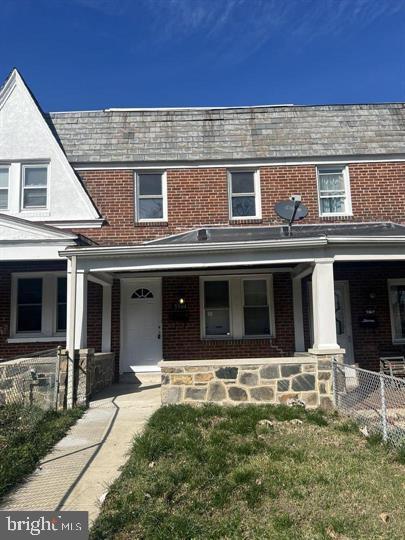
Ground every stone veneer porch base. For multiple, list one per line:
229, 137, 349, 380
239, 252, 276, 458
160, 355, 339, 409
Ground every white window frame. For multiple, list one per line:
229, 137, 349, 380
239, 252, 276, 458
21, 163, 49, 211
134, 170, 167, 223
316, 165, 352, 217
387, 279, 405, 344
9, 272, 66, 342
0, 165, 10, 211
228, 169, 262, 221
200, 274, 275, 339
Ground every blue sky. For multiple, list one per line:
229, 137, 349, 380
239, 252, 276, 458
1, 0, 405, 111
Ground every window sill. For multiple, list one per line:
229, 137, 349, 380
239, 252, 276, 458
319, 214, 353, 220
202, 336, 274, 342
134, 221, 168, 227
7, 337, 66, 344
229, 218, 263, 224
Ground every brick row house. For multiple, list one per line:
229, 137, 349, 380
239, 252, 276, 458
1, 69, 405, 406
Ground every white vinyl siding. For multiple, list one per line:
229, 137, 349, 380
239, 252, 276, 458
135, 171, 167, 222
317, 166, 352, 216
228, 170, 261, 220
200, 275, 274, 339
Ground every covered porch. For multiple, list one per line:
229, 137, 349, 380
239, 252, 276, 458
63, 224, 405, 406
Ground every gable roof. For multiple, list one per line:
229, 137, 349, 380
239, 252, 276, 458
47, 103, 405, 164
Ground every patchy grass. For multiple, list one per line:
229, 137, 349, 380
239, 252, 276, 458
0, 403, 84, 499
91, 404, 405, 540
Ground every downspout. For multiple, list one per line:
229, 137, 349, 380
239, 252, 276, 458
66, 255, 77, 408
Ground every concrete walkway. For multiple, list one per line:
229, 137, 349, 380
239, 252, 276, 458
0, 379, 161, 523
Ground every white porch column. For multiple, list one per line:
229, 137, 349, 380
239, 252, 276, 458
310, 259, 340, 352
74, 270, 88, 349
66, 257, 88, 408
101, 283, 112, 352
292, 277, 305, 352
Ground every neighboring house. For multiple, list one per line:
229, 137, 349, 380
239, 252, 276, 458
1, 68, 405, 406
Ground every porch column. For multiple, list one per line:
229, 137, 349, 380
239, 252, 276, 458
66, 257, 88, 408
101, 283, 112, 352
310, 259, 340, 352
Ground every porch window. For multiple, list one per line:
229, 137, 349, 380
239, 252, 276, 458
201, 275, 274, 339
22, 165, 48, 209
10, 273, 67, 340
203, 280, 230, 336
135, 171, 167, 222
228, 170, 261, 219
243, 279, 270, 336
0, 167, 9, 209
317, 166, 351, 216
388, 280, 405, 343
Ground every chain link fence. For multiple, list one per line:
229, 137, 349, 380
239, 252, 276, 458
332, 359, 405, 448
0, 348, 61, 410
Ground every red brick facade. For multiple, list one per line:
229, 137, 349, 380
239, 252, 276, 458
76, 162, 405, 245
161, 273, 295, 361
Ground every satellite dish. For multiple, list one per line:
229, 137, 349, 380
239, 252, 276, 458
274, 199, 308, 236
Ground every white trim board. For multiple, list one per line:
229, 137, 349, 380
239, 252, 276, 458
73, 154, 405, 171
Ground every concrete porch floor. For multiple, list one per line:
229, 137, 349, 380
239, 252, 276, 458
0, 377, 161, 523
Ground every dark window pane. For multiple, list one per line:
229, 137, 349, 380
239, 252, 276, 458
18, 278, 42, 304
138, 174, 162, 196
17, 305, 42, 332
232, 196, 256, 217
204, 281, 229, 308
139, 198, 163, 219
205, 309, 230, 336
231, 172, 254, 193
23, 188, 47, 208
244, 280, 268, 306
57, 277, 67, 303
24, 167, 47, 187
57, 304, 67, 332
244, 307, 270, 335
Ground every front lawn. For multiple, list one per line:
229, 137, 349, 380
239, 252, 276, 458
91, 404, 405, 540
0, 403, 84, 500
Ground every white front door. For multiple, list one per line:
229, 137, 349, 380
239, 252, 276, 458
334, 281, 354, 365
121, 278, 162, 372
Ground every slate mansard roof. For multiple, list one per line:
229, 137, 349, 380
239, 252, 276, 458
47, 103, 405, 164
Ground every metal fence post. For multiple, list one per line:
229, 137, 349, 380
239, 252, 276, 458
380, 373, 388, 443
332, 357, 338, 408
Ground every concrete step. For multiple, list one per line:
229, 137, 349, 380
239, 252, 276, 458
120, 371, 161, 385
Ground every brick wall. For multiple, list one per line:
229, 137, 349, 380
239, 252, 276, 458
87, 281, 102, 352
161, 273, 295, 360
76, 162, 405, 246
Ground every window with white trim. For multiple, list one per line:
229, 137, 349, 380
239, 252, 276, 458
388, 279, 405, 343
22, 165, 48, 209
0, 167, 9, 210
317, 166, 351, 216
135, 171, 167, 222
228, 170, 261, 219
201, 275, 274, 339
11, 273, 67, 339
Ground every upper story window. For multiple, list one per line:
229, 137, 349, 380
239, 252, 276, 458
22, 165, 48, 209
0, 167, 9, 210
228, 170, 261, 220
317, 166, 351, 216
135, 171, 167, 222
